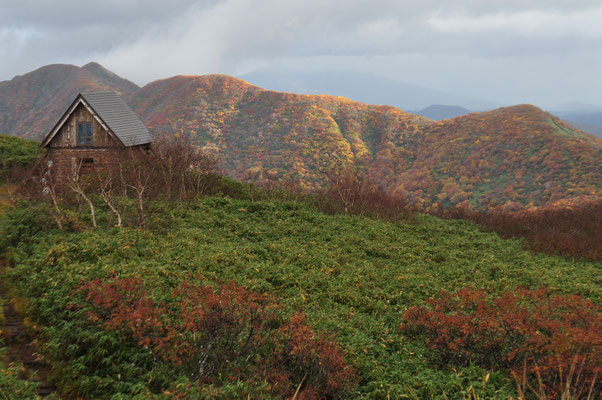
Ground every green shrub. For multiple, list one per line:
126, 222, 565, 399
0, 344, 40, 400
0, 202, 56, 251
0, 135, 42, 179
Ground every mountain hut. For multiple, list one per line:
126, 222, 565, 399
40, 91, 153, 179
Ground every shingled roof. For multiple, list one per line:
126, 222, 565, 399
42, 91, 153, 147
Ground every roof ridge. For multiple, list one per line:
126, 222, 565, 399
42, 91, 153, 147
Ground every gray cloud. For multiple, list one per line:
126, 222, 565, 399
1, 0, 601, 107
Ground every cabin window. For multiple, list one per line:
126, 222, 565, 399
77, 157, 94, 172
77, 122, 93, 145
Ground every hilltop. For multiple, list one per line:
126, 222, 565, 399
377, 105, 602, 209
130, 75, 601, 209
0, 62, 139, 140
414, 104, 472, 120
128, 74, 432, 190
1, 63, 601, 210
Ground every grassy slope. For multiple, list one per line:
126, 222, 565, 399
0, 134, 42, 172
0, 345, 40, 400
2, 197, 600, 398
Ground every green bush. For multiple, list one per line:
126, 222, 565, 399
0, 202, 56, 251
0, 135, 42, 178
0, 344, 40, 400
1, 196, 600, 398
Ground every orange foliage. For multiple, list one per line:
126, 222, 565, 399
78, 276, 357, 399
402, 287, 601, 399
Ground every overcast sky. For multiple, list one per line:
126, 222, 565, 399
1, 0, 601, 108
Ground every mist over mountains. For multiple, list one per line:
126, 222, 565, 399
240, 66, 499, 111
239, 66, 602, 138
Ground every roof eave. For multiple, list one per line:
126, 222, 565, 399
40, 94, 127, 148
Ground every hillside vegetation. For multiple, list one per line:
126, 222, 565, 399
129, 75, 601, 210
0, 62, 138, 141
384, 105, 602, 209
0, 66, 600, 260
2, 63, 600, 211
128, 74, 432, 191
0, 135, 42, 174
0, 180, 600, 398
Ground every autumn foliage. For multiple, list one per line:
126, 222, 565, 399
439, 199, 602, 260
401, 288, 601, 399
77, 277, 356, 398
128, 77, 602, 211
315, 169, 413, 220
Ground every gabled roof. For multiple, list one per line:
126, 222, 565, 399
41, 91, 153, 148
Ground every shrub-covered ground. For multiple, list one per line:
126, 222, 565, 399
1, 193, 600, 399
0, 346, 41, 400
0, 134, 42, 176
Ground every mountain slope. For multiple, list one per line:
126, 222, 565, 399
2, 193, 600, 398
128, 74, 432, 190
564, 120, 602, 139
1, 63, 600, 210
379, 105, 602, 209
0, 63, 139, 140
130, 75, 601, 209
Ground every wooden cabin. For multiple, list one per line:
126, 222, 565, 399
40, 92, 154, 178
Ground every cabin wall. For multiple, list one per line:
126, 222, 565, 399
45, 102, 131, 180
48, 103, 120, 148
45, 148, 117, 179
45, 145, 150, 181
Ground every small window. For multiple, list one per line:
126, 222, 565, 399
82, 158, 94, 164
77, 123, 84, 145
85, 123, 93, 145
77, 122, 93, 145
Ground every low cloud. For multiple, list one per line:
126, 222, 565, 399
1, 0, 601, 106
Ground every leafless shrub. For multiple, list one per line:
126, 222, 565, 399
316, 169, 413, 220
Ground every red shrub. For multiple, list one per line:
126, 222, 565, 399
437, 200, 602, 261
401, 287, 601, 398
78, 276, 356, 398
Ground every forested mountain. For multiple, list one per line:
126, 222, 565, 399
128, 74, 432, 190
0, 62, 138, 140
374, 105, 602, 209
2, 63, 601, 209
414, 104, 472, 120
130, 75, 601, 209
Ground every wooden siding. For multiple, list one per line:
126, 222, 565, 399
45, 147, 117, 179
43, 100, 152, 181
48, 103, 121, 148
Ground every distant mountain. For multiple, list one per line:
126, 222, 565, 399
563, 120, 602, 139
546, 110, 602, 139
414, 105, 472, 121
382, 105, 602, 209
240, 67, 499, 111
129, 75, 601, 209
128, 74, 432, 190
0, 62, 139, 140
547, 101, 602, 114
2, 63, 600, 210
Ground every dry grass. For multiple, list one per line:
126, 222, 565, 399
512, 357, 599, 400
